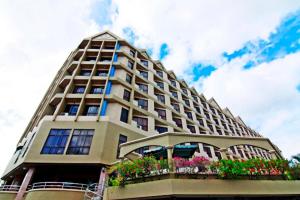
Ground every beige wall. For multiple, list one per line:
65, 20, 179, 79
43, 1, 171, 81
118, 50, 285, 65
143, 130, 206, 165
24, 189, 84, 200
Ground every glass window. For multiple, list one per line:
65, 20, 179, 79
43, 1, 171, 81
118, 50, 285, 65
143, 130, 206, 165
84, 105, 99, 116
172, 103, 180, 112
73, 86, 85, 94
156, 94, 165, 104
80, 70, 92, 76
128, 60, 134, 69
90, 86, 104, 94
116, 134, 127, 158
140, 71, 148, 79
133, 117, 148, 131
156, 82, 164, 89
66, 129, 94, 155
129, 50, 135, 57
85, 56, 97, 61
203, 145, 212, 158
141, 60, 148, 67
155, 109, 166, 120
123, 89, 131, 101
64, 104, 79, 116
182, 88, 188, 95
120, 108, 129, 123
173, 118, 182, 128
171, 91, 178, 99
138, 84, 148, 93
186, 112, 193, 120
41, 129, 71, 154
170, 80, 176, 87
96, 70, 108, 77
155, 126, 168, 134
156, 71, 163, 78
187, 125, 196, 133
126, 74, 132, 84
184, 99, 190, 107
136, 98, 148, 110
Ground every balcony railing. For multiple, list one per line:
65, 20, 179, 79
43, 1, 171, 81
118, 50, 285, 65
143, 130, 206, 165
29, 182, 87, 191
0, 185, 20, 191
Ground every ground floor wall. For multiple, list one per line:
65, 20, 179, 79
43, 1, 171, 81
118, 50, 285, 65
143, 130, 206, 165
104, 179, 300, 200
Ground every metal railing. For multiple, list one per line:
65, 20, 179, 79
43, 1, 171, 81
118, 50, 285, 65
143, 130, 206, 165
30, 182, 87, 191
84, 183, 102, 200
0, 185, 20, 192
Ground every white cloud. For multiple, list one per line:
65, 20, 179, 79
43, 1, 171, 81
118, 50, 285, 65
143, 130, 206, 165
0, 0, 102, 174
199, 52, 300, 158
109, 0, 300, 74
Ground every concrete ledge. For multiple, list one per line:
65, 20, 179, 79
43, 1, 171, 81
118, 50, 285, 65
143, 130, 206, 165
0, 191, 17, 200
104, 179, 300, 200
24, 189, 85, 200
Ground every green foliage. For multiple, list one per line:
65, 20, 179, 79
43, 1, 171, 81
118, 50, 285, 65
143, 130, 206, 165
216, 158, 289, 179
108, 156, 169, 186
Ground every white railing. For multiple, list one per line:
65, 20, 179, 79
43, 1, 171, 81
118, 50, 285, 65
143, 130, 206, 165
0, 185, 20, 191
84, 183, 102, 200
30, 182, 87, 191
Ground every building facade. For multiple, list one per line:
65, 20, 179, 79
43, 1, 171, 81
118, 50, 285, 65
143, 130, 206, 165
1, 31, 295, 200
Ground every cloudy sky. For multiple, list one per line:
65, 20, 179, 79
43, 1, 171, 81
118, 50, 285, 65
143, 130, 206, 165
0, 0, 300, 174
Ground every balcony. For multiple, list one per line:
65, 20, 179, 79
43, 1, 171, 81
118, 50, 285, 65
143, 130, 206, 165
105, 133, 300, 199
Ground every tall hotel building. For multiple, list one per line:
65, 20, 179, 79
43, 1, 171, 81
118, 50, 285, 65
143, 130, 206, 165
0, 31, 298, 200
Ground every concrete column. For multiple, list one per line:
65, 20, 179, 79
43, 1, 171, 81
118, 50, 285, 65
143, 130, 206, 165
166, 146, 174, 172
97, 167, 106, 196
269, 150, 277, 159
219, 148, 228, 160
15, 167, 35, 200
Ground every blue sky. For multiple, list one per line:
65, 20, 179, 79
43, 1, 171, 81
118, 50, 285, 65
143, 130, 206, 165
0, 0, 300, 174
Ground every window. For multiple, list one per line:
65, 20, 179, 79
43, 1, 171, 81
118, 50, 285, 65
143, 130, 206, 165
73, 86, 85, 94
136, 98, 148, 110
184, 99, 190, 107
171, 91, 178, 99
140, 71, 148, 79
66, 129, 94, 155
90, 86, 104, 94
155, 126, 168, 134
96, 70, 108, 77
138, 84, 148, 93
84, 105, 99, 116
195, 106, 201, 114
186, 112, 193, 120
170, 80, 176, 87
123, 89, 131, 101
129, 50, 135, 57
85, 56, 97, 61
192, 96, 198, 102
172, 103, 180, 112
126, 74, 132, 84
173, 118, 182, 128
141, 60, 148, 67
133, 117, 148, 131
80, 70, 92, 76
120, 108, 129, 123
156, 71, 163, 78
64, 104, 79, 116
182, 88, 188, 95
41, 129, 71, 154
100, 57, 112, 62
156, 82, 164, 90
198, 118, 204, 126
117, 134, 127, 158
128, 60, 134, 69
203, 145, 212, 158
187, 125, 196, 133
156, 94, 165, 104
155, 109, 166, 120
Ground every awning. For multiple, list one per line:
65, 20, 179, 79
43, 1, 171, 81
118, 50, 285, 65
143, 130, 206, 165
143, 147, 167, 159
173, 145, 198, 158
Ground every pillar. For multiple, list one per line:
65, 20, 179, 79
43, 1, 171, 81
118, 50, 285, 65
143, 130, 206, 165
269, 150, 277, 159
97, 167, 106, 196
15, 167, 35, 200
166, 146, 174, 172
219, 148, 228, 160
